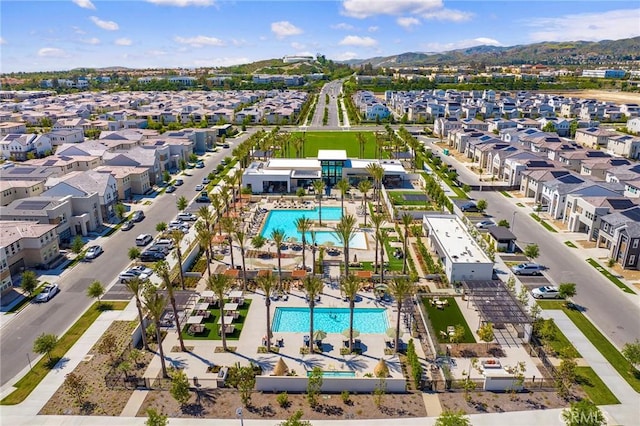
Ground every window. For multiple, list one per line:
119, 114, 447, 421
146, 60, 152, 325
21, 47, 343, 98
634, 240, 639, 249
630, 255, 636, 265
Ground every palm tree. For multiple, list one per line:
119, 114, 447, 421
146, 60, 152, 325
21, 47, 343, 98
194, 221, 213, 278
123, 277, 149, 350
270, 228, 286, 291
221, 216, 236, 270
143, 287, 169, 378
310, 230, 318, 276
207, 274, 233, 351
210, 192, 223, 235
356, 132, 366, 158
302, 276, 324, 354
336, 178, 351, 215
219, 184, 231, 218
224, 175, 238, 213
295, 217, 313, 272
233, 168, 243, 203
340, 274, 361, 352
334, 214, 357, 277
375, 131, 385, 160
251, 234, 266, 256
401, 213, 413, 274
232, 226, 249, 291
378, 229, 388, 284
154, 261, 186, 352
312, 180, 326, 225
256, 273, 276, 351
366, 163, 384, 212
387, 277, 415, 352
358, 179, 372, 226
371, 213, 384, 274
169, 230, 186, 290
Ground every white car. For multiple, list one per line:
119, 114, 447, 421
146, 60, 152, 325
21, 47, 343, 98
532, 286, 560, 299
130, 265, 153, 276
119, 269, 150, 283
476, 220, 496, 229
35, 283, 59, 303
195, 184, 204, 191
177, 212, 197, 221
85, 245, 103, 259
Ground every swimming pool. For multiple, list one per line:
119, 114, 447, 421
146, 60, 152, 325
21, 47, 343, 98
272, 307, 389, 334
260, 207, 367, 249
307, 370, 355, 378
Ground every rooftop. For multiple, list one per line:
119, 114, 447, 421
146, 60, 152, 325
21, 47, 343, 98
423, 215, 491, 264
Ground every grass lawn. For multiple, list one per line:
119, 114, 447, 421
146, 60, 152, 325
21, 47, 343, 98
422, 297, 476, 343
585, 258, 635, 294
516, 202, 525, 207
499, 191, 513, 198
382, 239, 404, 272
529, 213, 557, 233
182, 299, 252, 341
289, 131, 381, 159
564, 241, 577, 248
544, 319, 581, 358
536, 300, 565, 310
1, 301, 127, 405
387, 190, 437, 207
576, 366, 620, 405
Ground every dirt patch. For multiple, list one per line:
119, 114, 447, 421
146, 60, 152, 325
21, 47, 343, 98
576, 240, 597, 249
137, 388, 427, 420
537, 90, 640, 105
440, 390, 578, 415
610, 263, 640, 281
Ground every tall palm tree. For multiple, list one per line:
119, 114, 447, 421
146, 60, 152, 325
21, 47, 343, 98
334, 214, 357, 277
123, 277, 148, 351
232, 226, 248, 291
356, 132, 366, 158
270, 228, 286, 291
221, 216, 236, 270
358, 179, 372, 226
387, 277, 415, 352
219, 184, 231, 218
310, 230, 318, 276
256, 273, 276, 351
366, 163, 384, 212
312, 180, 325, 226
169, 230, 186, 290
224, 175, 237, 212
336, 178, 351, 215
302, 276, 324, 354
194, 221, 213, 278
295, 217, 313, 272
340, 274, 361, 353
371, 213, 384, 274
207, 274, 233, 351
143, 287, 169, 378
233, 168, 243, 202
210, 192, 224, 235
154, 260, 186, 352
378, 229, 388, 284
375, 131, 385, 160
401, 213, 413, 274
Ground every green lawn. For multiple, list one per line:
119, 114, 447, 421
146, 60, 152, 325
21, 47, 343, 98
289, 131, 382, 159
422, 297, 476, 343
576, 366, 620, 405
564, 241, 577, 248
182, 299, 252, 341
544, 319, 581, 358
585, 258, 635, 294
387, 190, 437, 207
1, 301, 128, 405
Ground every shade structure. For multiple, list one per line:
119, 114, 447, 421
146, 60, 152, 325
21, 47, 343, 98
212, 235, 227, 245
257, 269, 271, 277
313, 330, 327, 341
374, 359, 389, 378
223, 268, 240, 278
386, 327, 397, 338
291, 269, 307, 279
356, 270, 373, 279
273, 358, 289, 376
375, 283, 388, 291
342, 328, 360, 338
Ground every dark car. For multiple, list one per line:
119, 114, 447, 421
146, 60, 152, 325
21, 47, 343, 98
146, 245, 170, 255
132, 210, 145, 222
195, 195, 211, 203
121, 220, 134, 231
140, 251, 166, 262
174, 179, 184, 186
460, 202, 478, 212
165, 185, 176, 193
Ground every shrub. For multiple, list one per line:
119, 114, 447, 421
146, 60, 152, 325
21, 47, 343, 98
341, 390, 350, 404
277, 392, 289, 408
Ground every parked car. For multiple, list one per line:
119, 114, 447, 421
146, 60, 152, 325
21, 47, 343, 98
165, 185, 176, 193
174, 179, 184, 186
195, 195, 211, 203
202, 177, 210, 184
132, 210, 145, 222
460, 202, 478, 212
35, 283, 59, 303
85, 245, 103, 260
532, 286, 559, 299
195, 161, 205, 169
139, 251, 166, 262
222, 143, 230, 148
119, 269, 150, 283
177, 212, 197, 221
476, 220, 496, 229
130, 265, 153, 276
146, 245, 170, 255
169, 220, 189, 229
121, 220, 134, 231
153, 239, 175, 250
511, 263, 544, 276
195, 184, 204, 191
135, 233, 153, 246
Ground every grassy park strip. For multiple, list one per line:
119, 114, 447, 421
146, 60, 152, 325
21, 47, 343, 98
1, 301, 128, 405
585, 258, 636, 294
576, 366, 620, 405
529, 213, 558, 233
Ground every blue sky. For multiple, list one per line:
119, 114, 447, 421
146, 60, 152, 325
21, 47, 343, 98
1, 0, 639, 73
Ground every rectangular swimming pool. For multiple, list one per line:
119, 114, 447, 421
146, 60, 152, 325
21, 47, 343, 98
272, 307, 389, 334
260, 207, 367, 249
307, 370, 355, 378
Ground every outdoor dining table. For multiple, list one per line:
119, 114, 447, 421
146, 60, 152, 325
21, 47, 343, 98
187, 315, 204, 324
195, 302, 209, 311
201, 291, 216, 303
223, 302, 239, 312
217, 315, 235, 325
229, 290, 243, 299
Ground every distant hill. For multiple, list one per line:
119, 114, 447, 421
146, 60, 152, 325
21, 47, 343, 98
220, 59, 325, 75
343, 37, 640, 68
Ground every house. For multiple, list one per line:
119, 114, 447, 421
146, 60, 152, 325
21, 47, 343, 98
541, 174, 623, 220
95, 166, 152, 200
607, 134, 640, 159
23, 154, 102, 175
486, 226, 517, 253
502, 153, 554, 186
575, 127, 617, 149
0, 179, 45, 206
46, 129, 84, 145
0, 122, 27, 136
434, 117, 462, 137
0, 133, 52, 160
520, 169, 571, 203
605, 164, 640, 198
565, 196, 637, 241
103, 147, 162, 184
580, 157, 631, 180
627, 117, 640, 134
597, 207, 640, 269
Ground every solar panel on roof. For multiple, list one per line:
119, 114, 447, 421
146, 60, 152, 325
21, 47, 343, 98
622, 208, 640, 222
9, 167, 35, 174
17, 200, 50, 210
154, 141, 164, 146
43, 160, 57, 166
608, 199, 634, 210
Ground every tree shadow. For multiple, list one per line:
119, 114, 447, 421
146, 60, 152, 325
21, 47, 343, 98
315, 403, 344, 416
247, 403, 275, 417
50, 356, 69, 371
181, 402, 205, 417
79, 401, 98, 415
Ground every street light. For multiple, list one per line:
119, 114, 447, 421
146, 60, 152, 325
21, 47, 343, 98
511, 211, 517, 232
236, 407, 244, 426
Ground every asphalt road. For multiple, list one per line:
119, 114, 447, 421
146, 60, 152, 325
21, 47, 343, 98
309, 80, 343, 128
0, 131, 256, 387
421, 137, 640, 348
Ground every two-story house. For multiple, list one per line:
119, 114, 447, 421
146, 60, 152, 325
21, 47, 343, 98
598, 207, 640, 269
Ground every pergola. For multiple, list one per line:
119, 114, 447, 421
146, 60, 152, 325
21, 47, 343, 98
461, 280, 532, 340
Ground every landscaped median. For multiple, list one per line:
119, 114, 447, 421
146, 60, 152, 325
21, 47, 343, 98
529, 213, 558, 233
1, 301, 128, 405
585, 258, 636, 294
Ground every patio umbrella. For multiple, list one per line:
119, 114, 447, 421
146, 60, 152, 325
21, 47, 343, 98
287, 236, 298, 244
385, 327, 397, 339
273, 358, 289, 376
342, 328, 360, 338
313, 330, 327, 341
374, 359, 390, 378
375, 283, 388, 292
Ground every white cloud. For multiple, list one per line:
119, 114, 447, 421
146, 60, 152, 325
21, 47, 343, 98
526, 8, 640, 42
231, 38, 247, 47
342, 0, 442, 19
331, 22, 355, 31
147, 49, 168, 56
291, 41, 306, 50
82, 37, 101, 45
335, 51, 359, 61
193, 56, 250, 67
397, 16, 421, 28
90, 16, 119, 31
271, 21, 303, 39
174, 35, 225, 47
368, 26, 379, 32
421, 8, 473, 22
339, 35, 377, 47
72, 0, 96, 10
422, 37, 502, 52
0, 37, 6, 45
115, 38, 132, 46
72, 26, 86, 35
38, 47, 68, 58
146, 0, 215, 6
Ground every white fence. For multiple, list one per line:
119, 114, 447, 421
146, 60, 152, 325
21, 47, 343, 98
255, 376, 406, 393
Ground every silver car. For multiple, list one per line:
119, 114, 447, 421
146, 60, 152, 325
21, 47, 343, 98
511, 263, 544, 276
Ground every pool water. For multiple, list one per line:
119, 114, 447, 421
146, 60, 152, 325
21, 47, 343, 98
307, 370, 355, 378
272, 307, 389, 334
260, 207, 367, 249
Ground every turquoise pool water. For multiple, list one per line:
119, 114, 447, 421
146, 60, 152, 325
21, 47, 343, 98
272, 307, 389, 334
260, 207, 367, 249
307, 370, 355, 378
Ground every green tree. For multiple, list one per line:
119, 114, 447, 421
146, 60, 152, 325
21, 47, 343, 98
236, 363, 256, 406
155, 260, 186, 352
179, 158, 187, 172
270, 228, 287, 291
277, 409, 312, 426
97, 332, 118, 365
334, 214, 357, 277
449, 324, 466, 348
33, 333, 59, 361
123, 277, 149, 350
476, 199, 487, 212
358, 179, 372, 226
542, 121, 557, 133
435, 409, 471, 426
371, 213, 384, 273
559, 282, 577, 301
145, 408, 168, 426
170, 369, 191, 408
295, 217, 313, 272
64, 372, 88, 407
401, 213, 413, 274
176, 196, 188, 212
336, 178, 351, 214
555, 357, 578, 400
156, 222, 168, 233
303, 276, 324, 354
524, 243, 540, 260
498, 219, 510, 228
128, 246, 141, 261
162, 170, 171, 183
312, 180, 325, 225
169, 230, 186, 290
256, 273, 277, 350
387, 277, 415, 352
622, 339, 640, 369
478, 322, 495, 349
143, 285, 169, 378
340, 274, 361, 353
562, 399, 606, 426
71, 234, 84, 255
87, 280, 105, 305
207, 274, 233, 351
115, 203, 126, 221
306, 366, 323, 408
194, 221, 213, 278
20, 270, 38, 296
232, 225, 249, 291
